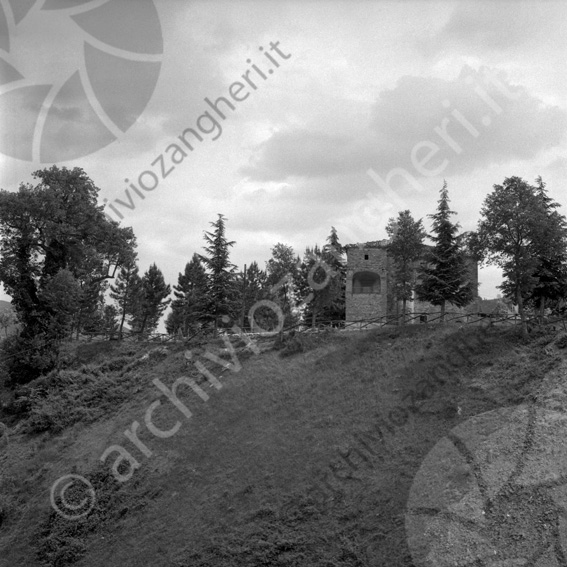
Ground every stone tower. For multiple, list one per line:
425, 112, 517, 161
345, 240, 391, 322
345, 240, 479, 323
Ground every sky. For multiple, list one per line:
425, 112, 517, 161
1, 0, 566, 307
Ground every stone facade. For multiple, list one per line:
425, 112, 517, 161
345, 240, 478, 322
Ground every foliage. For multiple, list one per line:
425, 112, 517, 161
110, 256, 142, 338
102, 304, 119, 339
0, 166, 135, 383
199, 214, 238, 332
235, 260, 269, 331
386, 211, 426, 322
130, 263, 171, 337
166, 253, 208, 336
0, 307, 17, 337
415, 182, 476, 321
476, 176, 567, 334
265, 243, 300, 328
525, 177, 567, 315
295, 228, 345, 328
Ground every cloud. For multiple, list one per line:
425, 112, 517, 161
421, 2, 566, 55
240, 131, 368, 181
241, 65, 567, 182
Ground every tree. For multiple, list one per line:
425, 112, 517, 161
71, 279, 106, 339
110, 257, 142, 338
0, 308, 17, 338
386, 211, 426, 323
131, 263, 171, 337
477, 176, 567, 334
236, 261, 268, 331
265, 243, 299, 327
198, 214, 237, 333
526, 177, 567, 317
415, 182, 476, 322
167, 254, 208, 336
0, 166, 135, 383
321, 227, 346, 323
102, 304, 119, 339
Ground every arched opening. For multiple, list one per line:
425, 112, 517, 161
352, 271, 380, 294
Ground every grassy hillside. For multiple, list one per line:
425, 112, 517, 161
0, 325, 565, 566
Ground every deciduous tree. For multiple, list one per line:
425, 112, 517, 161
477, 176, 567, 334
0, 166, 135, 383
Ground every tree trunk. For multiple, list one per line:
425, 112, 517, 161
440, 300, 446, 323
401, 298, 407, 325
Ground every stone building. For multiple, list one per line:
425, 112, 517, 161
344, 240, 478, 323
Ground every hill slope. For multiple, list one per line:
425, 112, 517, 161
0, 325, 565, 566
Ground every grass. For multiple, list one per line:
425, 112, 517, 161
0, 324, 563, 566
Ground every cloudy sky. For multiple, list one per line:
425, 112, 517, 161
1, 0, 566, 306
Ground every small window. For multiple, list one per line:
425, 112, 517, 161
364, 254, 369, 260
353, 271, 380, 294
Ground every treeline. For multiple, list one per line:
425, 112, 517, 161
0, 166, 566, 386
165, 218, 346, 338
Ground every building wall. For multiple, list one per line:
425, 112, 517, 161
345, 246, 389, 321
345, 244, 479, 322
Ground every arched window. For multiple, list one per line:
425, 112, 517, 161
352, 271, 380, 294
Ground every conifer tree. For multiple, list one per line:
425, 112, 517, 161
386, 211, 426, 323
131, 263, 171, 337
168, 253, 208, 336
236, 261, 268, 331
198, 214, 237, 333
102, 304, 119, 339
415, 182, 475, 322
322, 227, 346, 323
527, 177, 567, 317
110, 257, 142, 338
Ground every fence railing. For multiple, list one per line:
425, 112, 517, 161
70, 310, 567, 344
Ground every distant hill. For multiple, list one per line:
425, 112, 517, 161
0, 300, 12, 313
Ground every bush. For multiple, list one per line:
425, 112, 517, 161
1, 334, 60, 386
13, 365, 137, 433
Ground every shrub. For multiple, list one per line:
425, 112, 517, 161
554, 333, 567, 349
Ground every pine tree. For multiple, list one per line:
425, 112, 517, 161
321, 227, 346, 323
131, 263, 171, 337
294, 228, 346, 328
236, 261, 268, 331
102, 304, 119, 339
386, 211, 426, 324
415, 182, 476, 322
168, 253, 208, 336
198, 214, 237, 333
296, 244, 324, 327
110, 257, 142, 338
527, 177, 567, 317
